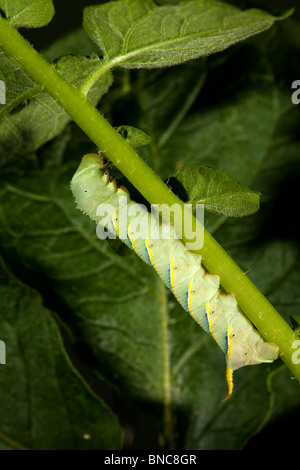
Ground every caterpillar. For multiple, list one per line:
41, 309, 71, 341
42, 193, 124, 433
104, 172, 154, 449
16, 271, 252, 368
70, 153, 279, 400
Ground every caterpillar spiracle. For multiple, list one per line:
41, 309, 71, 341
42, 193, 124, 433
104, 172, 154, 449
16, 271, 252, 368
71, 154, 279, 401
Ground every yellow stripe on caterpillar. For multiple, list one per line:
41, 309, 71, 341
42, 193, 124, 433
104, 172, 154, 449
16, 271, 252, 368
170, 257, 177, 298
145, 238, 158, 270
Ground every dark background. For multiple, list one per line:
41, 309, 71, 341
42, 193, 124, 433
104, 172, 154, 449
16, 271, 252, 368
14, 0, 300, 451
22, 0, 300, 50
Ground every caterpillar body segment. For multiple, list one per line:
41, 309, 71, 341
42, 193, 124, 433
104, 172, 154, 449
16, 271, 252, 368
71, 154, 279, 400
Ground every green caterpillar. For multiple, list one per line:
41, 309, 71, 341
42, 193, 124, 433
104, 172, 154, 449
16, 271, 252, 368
71, 154, 279, 400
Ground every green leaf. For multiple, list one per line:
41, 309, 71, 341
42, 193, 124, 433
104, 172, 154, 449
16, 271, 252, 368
158, 81, 279, 185
264, 365, 300, 431
0, 53, 113, 164
83, 0, 288, 69
43, 28, 100, 61
175, 164, 261, 217
229, 241, 300, 326
0, 0, 55, 28
0, 47, 38, 115
0, 264, 122, 450
117, 125, 152, 147
134, 61, 207, 160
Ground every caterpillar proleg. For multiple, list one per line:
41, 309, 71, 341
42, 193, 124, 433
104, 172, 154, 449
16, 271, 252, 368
71, 154, 279, 400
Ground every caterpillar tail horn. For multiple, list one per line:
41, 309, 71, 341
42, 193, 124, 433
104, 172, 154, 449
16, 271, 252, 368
222, 367, 234, 402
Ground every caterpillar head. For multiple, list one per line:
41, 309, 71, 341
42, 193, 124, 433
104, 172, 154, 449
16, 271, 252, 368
70, 153, 128, 222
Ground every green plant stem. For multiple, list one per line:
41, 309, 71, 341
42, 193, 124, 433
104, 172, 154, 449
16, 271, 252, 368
0, 17, 299, 381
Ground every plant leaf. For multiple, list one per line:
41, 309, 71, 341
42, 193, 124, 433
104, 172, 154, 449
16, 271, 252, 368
134, 61, 207, 158
158, 82, 280, 185
0, 47, 38, 116
43, 28, 100, 61
83, 0, 289, 69
117, 125, 152, 147
0, 0, 55, 28
0, 53, 113, 165
175, 164, 261, 217
0, 263, 122, 450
